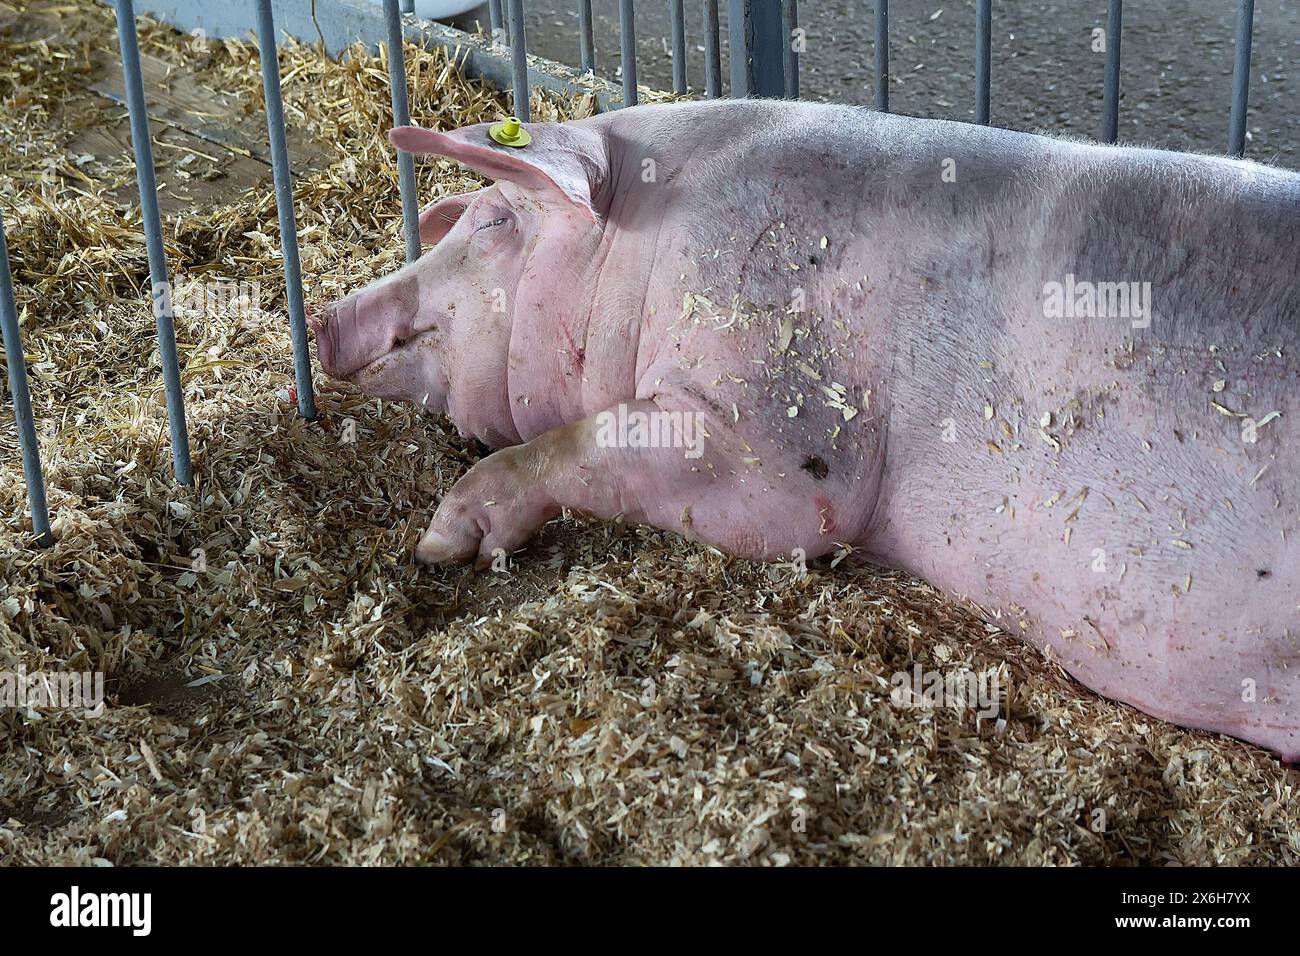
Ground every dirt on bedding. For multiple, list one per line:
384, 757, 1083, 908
1, 0, 1297, 866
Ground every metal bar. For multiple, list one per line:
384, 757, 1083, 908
488, 0, 504, 43
750, 0, 785, 97
727, 0, 748, 97
670, 0, 686, 94
703, 0, 721, 98
507, 0, 530, 119
781, 0, 798, 99
578, 0, 595, 72
400, 0, 414, 13
976, 0, 991, 124
1101, 0, 1122, 143
729, 0, 784, 98
0, 211, 52, 547
874, 0, 888, 112
618, 0, 637, 106
1229, 0, 1255, 157
380, 0, 422, 264
113, 0, 192, 485
255, 0, 318, 421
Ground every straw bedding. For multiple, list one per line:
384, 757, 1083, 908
1, 0, 1297, 866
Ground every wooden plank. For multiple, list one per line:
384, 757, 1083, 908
64, 112, 274, 215
89, 46, 325, 177
3, 2, 327, 213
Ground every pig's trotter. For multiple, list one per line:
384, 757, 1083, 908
416, 444, 560, 569
415, 404, 666, 569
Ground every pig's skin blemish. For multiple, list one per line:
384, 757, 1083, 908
802, 455, 829, 480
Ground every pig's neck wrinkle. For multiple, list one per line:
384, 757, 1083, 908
503, 217, 652, 442
515, 159, 674, 438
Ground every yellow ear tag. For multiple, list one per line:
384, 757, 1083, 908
489, 117, 531, 148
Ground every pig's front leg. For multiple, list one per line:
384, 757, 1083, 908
416, 400, 834, 567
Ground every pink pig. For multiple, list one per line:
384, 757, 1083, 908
313, 100, 1300, 761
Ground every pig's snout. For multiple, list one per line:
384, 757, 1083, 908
309, 298, 353, 379
306, 304, 333, 373
312, 277, 420, 381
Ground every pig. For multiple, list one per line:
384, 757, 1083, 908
311, 99, 1300, 761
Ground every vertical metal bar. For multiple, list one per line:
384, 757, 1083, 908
781, 0, 798, 99
618, 0, 637, 107
508, 0, 531, 120
489, 0, 504, 44
400, 0, 414, 13
380, 0, 422, 265
727, 0, 748, 97
255, 0, 318, 421
1101, 0, 1122, 144
703, 0, 721, 98
0, 211, 52, 547
578, 0, 595, 72
750, 1, 785, 97
113, 0, 192, 484
1229, 0, 1255, 157
975, 0, 991, 124
874, 0, 889, 112
670, 0, 686, 94
729, 0, 784, 98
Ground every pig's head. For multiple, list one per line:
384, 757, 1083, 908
311, 119, 609, 446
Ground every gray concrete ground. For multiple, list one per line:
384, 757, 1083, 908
476, 1, 1298, 169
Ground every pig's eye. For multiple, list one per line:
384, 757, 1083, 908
476, 217, 509, 232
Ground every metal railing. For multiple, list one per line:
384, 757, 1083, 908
0, 0, 1268, 546
113, 0, 195, 484
0, 208, 50, 546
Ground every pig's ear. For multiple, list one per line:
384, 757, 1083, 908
417, 187, 489, 246
390, 123, 605, 221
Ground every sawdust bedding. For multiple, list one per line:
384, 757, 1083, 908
1, 0, 1297, 866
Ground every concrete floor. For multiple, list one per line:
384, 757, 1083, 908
492, 1, 1298, 169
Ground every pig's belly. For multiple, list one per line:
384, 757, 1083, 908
925, 417, 1300, 758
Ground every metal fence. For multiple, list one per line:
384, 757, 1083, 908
0, 0, 1266, 547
